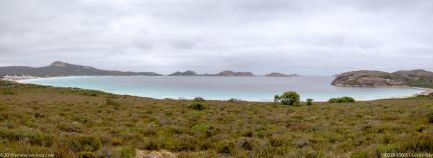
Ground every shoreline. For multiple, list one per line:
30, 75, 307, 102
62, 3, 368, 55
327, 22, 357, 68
9, 76, 430, 103
415, 87, 433, 96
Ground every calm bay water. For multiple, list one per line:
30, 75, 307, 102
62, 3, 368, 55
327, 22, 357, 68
20, 76, 422, 101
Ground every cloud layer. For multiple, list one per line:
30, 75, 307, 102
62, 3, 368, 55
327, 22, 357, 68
1, 0, 433, 75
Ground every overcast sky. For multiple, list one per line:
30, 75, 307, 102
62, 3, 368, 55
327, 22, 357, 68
1, 0, 433, 75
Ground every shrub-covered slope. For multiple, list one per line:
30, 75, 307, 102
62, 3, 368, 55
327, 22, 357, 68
1, 81, 433, 157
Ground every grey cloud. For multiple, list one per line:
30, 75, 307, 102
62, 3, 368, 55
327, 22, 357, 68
0, 0, 433, 75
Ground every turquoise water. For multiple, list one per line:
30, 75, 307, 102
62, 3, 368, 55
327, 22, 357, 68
20, 76, 423, 102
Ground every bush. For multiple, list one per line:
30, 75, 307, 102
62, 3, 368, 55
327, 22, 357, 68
189, 103, 207, 111
193, 97, 205, 102
67, 135, 102, 152
105, 99, 120, 106
192, 123, 210, 133
328, 96, 355, 103
214, 140, 235, 154
111, 137, 123, 146
280, 91, 300, 106
306, 98, 313, 105
119, 146, 136, 158
427, 111, 433, 123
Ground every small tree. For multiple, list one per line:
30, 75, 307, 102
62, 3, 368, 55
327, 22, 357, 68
280, 91, 300, 106
274, 95, 280, 103
306, 98, 313, 105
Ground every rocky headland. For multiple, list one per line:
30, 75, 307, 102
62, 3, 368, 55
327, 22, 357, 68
331, 69, 433, 88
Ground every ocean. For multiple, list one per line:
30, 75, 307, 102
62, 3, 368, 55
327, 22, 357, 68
20, 76, 423, 102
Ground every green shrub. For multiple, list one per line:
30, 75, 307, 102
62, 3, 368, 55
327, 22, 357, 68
328, 96, 355, 103
193, 97, 205, 102
57, 123, 84, 133
119, 146, 136, 158
191, 123, 209, 133
67, 135, 102, 152
189, 103, 207, 110
427, 111, 433, 123
280, 91, 300, 106
214, 140, 235, 154
306, 98, 313, 105
79, 152, 96, 158
269, 136, 289, 147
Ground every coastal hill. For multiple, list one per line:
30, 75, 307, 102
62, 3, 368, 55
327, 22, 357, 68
331, 69, 433, 88
265, 72, 299, 77
0, 61, 161, 78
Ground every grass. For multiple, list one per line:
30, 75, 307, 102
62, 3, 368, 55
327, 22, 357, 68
1, 80, 433, 157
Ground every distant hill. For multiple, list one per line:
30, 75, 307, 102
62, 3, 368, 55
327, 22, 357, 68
168, 70, 198, 76
0, 61, 161, 77
331, 69, 433, 88
265, 72, 299, 77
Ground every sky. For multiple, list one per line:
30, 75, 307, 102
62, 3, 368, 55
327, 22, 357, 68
0, 0, 433, 75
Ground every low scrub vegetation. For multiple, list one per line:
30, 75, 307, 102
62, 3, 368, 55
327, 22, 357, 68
1, 80, 433, 157
328, 96, 355, 103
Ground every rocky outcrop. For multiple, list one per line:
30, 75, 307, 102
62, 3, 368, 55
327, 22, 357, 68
0, 61, 161, 77
168, 70, 198, 76
216, 70, 255, 77
265, 72, 299, 77
331, 69, 433, 88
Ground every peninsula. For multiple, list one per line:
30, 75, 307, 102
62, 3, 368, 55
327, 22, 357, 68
0, 61, 161, 78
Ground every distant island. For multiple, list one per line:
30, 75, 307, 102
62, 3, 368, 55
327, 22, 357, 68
0, 61, 161, 79
168, 70, 255, 77
216, 70, 255, 77
169, 70, 198, 76
332, 69, 433, 88
265, 72, 299, 77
